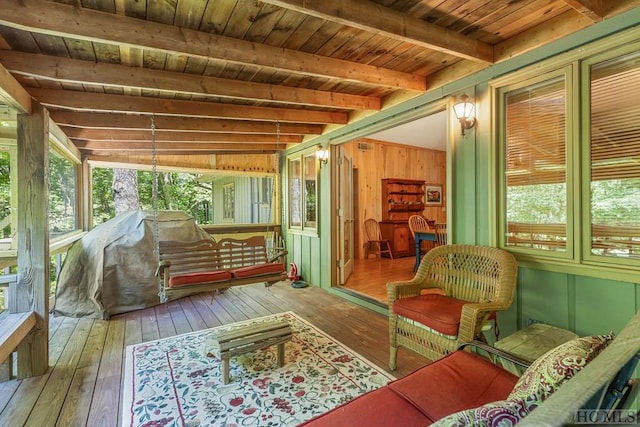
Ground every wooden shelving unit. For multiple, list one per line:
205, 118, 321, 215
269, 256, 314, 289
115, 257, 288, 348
380, 178, 425, 257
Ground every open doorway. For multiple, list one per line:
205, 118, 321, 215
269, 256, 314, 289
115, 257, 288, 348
335, 109, 448, 304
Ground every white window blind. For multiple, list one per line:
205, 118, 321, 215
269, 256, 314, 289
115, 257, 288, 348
589, 52, 640, 259
504, 76, 567, 251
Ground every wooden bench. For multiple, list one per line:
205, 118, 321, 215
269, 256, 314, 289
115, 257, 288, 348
157, 236, 287, 302
205, 320, 292, 384
0, 310, 37, 381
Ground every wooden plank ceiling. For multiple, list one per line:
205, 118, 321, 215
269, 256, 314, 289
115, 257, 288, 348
0, 0, 636, 163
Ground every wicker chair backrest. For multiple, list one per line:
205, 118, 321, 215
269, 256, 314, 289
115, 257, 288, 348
417, 244, 517, 305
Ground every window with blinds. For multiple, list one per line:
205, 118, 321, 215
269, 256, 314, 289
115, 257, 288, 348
503, 75, 567, 252
287, 150, 319, 233
288, 158, 301, 227
589, 51, 640, 259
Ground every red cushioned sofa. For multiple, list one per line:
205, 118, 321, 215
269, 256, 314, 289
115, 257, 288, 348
298, 347, 518, 426
298, 311, 640, 427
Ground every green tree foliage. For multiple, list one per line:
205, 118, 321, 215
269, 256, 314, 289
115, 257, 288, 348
49, 152, 77, 235
92, 167, 115, 225
507, 183, 566, 223
591, 179, 640, 225
507, 180, 640, 226
0, 151, 10, 238
92, 167, 212, 225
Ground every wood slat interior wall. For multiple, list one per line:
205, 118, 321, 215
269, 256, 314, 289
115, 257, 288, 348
343, 138, 446, 259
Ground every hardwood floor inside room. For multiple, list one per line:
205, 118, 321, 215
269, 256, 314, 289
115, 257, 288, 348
341, 255, 416, 303
0, 281, 429, 427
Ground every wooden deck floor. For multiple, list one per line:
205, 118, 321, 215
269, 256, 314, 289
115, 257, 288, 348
0, 281, 429, 427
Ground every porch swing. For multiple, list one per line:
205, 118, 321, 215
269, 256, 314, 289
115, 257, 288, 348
152, 119, 288, 303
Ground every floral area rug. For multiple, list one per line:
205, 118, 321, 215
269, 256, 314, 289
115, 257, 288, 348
122, 311, 395, 427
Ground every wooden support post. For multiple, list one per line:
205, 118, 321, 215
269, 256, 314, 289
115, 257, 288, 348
81, 157, 91, 231
14, 100, 50, 378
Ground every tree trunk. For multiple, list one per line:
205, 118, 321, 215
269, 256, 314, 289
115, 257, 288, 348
162, 172, 175, 210
113, 168, 140, 215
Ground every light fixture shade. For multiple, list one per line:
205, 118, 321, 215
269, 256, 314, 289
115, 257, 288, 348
453, 94, 475, 121
316, 146, 329, 164
453, 94, 476, 135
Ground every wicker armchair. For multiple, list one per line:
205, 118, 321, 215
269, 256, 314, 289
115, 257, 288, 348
387, 244, 517, 369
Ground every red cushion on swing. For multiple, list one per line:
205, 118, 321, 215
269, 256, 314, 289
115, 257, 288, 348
231, 263, 285, 278
168, 270, 233, 287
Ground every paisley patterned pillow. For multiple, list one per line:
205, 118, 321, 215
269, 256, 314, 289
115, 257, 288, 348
508, 334, 614, 406
431, 399, 527, 427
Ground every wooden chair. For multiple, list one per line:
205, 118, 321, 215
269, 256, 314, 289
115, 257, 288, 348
387, 244, 517, 368
408, 215, 432, 254
364, 218, 393, 259
434, 222, 447, 246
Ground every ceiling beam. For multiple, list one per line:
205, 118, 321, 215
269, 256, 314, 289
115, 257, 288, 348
259, 0, 494, 64
0, 51, 380, 111
561, 0, 605, 22
0, 58, 30, 113
27, 88, 348, 124
494, 10, 593, 63
65, 128, 302, 143
0, 0, 425, 91
50, 112, 323, 135
83, 148, 278, 156
74, 141, 281, 152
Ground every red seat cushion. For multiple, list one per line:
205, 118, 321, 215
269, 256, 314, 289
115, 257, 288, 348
393, 294, 466, 336
298, 385, 431, 426
168, 270, 232, 287
230, 262, 284, 278
388, 351, 518, 421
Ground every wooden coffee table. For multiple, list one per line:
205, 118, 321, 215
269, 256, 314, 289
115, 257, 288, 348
206, 320, 292, 384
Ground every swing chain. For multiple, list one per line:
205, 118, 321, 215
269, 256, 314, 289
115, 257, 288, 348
151, 114, 163, 301
269, 122, 285, 258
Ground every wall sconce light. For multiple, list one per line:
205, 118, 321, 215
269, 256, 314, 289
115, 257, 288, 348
316, 145, 329, 166
453, 94, 476, 136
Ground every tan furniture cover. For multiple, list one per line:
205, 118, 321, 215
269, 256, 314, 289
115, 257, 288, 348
53, 210, 213, 319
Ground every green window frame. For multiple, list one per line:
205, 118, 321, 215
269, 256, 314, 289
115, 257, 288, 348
49, 145, 80, 237
287, 150, 319, 234
0, 142, 17, 256
493, 34, 640, 280
48, 135, 82, 245
496, 67, 574, 261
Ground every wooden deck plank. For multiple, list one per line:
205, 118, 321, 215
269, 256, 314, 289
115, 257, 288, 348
0, 264, 429, 426
47, 314, 65, 339
154, 302, 177, 338
139, 306, 160, 343
187, 294, 224, 329
177, 297, 209, 331
166, 299, 193, 335
25, 317, 94, 427
0, 316, 79, 426
85, 316, 125, 427
235, 283, 294, 315
123, 310, 143, 346
211, 290, 251, 323
207, 291, 240, 325
56, 320, 109, 427
0, 379, 19, 414
219, 286, 266, 319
